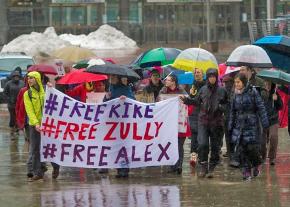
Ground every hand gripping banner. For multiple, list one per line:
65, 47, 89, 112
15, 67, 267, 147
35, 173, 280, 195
40, 87, 179, 168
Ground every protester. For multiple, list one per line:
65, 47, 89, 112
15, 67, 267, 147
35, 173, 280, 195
187, 68, 205, 167
103, 75, 135, 178
4, 70, 24, 137
228, 73, 269, 181
65, 81, 96, 102
144, 69, 164, 102
261, 81, 283, 165
24, 71, 60, 181
180, 68, 227, 178
159, 74, 191, 174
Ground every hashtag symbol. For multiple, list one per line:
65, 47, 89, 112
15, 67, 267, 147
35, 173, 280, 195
41, 117, 56, 137
43, 144, 57, 159
45, 93, 59, 115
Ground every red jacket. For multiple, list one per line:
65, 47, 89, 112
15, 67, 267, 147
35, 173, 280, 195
66, 84, 87, 103
16, 86, 28, 129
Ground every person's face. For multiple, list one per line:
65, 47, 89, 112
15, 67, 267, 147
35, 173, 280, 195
194, 68, 203, 81
265, 81, 272, 92
110, 75, 118, 84
151, 73, 160, 84
13, 76, 20, 81
27, 76, 36, 87
208, 76, 216, 84
234, 78, 244, 90
95, 81, 105, 92
121, 77, 128, 85
165, 77, 176, 88
239, 66, 251, 79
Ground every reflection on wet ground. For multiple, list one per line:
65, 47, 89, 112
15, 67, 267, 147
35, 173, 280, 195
0, 110, 290, 207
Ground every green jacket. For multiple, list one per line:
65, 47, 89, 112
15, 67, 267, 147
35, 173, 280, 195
24, 71, 45, 126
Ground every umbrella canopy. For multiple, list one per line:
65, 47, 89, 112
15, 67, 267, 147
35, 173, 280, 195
254, 35, 290, 72
226, 45, 272, 68
257, 69, 290, 85
73, 58, 116, 69
86, 64, 140, 80
131, 47, 181, 68
225, 66, 241, 75
172, 48, 218, 73
51, 46, 95, 62
27, 64, 58, 75
57, 69, 108, 85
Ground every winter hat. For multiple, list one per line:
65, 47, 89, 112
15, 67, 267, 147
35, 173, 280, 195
11, 70, 21, 77
206, 68, 218, 79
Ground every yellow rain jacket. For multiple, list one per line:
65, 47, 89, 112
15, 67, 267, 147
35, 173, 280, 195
24, 71, 45, 126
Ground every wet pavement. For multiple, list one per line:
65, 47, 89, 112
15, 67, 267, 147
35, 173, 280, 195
1, 109, 290, 207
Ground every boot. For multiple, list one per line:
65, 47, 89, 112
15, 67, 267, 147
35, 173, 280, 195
207, 164, 216, 179
197, 162, 208, 178
190, 152, 198, 168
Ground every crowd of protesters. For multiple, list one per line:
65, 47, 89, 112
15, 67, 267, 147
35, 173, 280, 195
3, 62, 287, 182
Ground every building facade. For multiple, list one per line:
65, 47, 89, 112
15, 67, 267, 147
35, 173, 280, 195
0, 0, 285, 45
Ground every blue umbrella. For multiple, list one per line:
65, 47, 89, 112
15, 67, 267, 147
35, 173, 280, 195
254, 35, 290, 72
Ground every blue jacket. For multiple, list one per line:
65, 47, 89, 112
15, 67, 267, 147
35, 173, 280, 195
105, 84, 135, 101
229, 85, 269, 145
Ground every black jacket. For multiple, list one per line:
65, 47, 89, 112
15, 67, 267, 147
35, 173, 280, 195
4, 79, 24, 108
183, 83, 228, 126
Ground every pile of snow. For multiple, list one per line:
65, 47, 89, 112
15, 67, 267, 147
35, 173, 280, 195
1, 27, 70, 57
1, 25, 138, 57
59, 25, 137, 49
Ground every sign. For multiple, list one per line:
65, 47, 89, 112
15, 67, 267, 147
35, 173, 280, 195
86, 92, 106, 103
40, 87, 179, 168
159, 94, 188, 133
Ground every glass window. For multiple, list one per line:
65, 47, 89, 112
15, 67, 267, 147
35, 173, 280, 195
50, 7, 62, 27
7, 8, 32, 26
62, 7, 86, 26
107, 2, 119, 23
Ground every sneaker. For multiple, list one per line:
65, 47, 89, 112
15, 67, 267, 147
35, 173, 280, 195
253, 167, 260, 177
190, 152, 198, 168
52, 167, 59, 179
242, 168, 251, 181
197, 164, 208, 178
31, 175, 43, 181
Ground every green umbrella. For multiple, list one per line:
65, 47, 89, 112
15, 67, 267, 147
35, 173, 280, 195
257, 69, 290, 85
131, 47, 181, 68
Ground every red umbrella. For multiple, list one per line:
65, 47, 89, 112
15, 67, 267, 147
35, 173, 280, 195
28, 64, 58, 75
57, 69, 108, 85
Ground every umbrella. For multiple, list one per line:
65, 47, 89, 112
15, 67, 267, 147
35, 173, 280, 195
225, 66, 241, 75
172, 48, 218, 73
254, 35, 290, 72
86, 64, 140, 80
226, 45, 272, 68
257, 69, 290, 85
73, 58, 116, 69
131, 47, 181, 68
27, 64, 58, 75
51, 46, 95, 62
57, 69, 108, 85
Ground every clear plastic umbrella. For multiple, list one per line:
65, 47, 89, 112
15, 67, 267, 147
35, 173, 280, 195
226, 45, 272, 68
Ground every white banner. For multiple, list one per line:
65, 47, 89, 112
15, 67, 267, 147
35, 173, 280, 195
40, 88, 179, 168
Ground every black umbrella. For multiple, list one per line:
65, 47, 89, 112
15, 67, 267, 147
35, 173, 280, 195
86, 64, 140, 80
